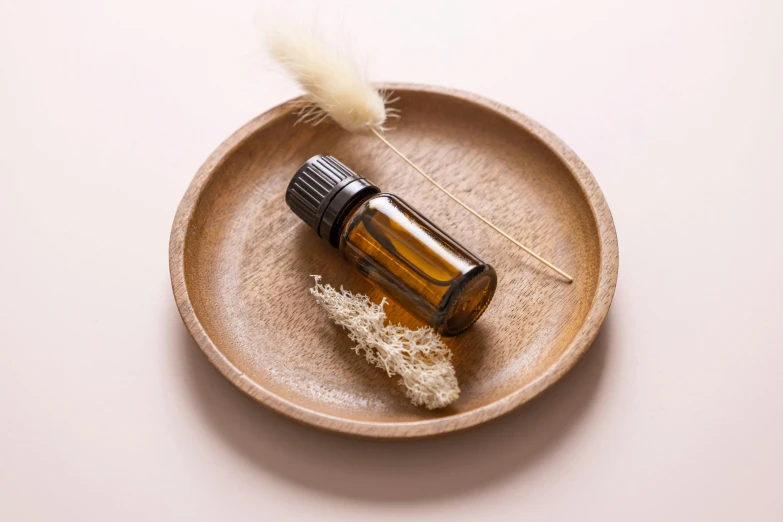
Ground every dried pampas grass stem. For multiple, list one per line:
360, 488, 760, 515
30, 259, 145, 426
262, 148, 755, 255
267, 26, 572, 283
310, 276, 459, 410
368, 128, 574, 282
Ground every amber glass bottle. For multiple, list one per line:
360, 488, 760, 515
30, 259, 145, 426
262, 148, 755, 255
286, 155, 497, 336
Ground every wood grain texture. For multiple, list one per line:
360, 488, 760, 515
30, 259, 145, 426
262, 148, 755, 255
169, 84, 619, 439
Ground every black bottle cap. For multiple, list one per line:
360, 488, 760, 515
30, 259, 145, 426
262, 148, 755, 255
286, 155, 380, 247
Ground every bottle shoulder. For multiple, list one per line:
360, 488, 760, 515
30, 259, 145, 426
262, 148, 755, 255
362, 192, 396, 206
344, 192, 396, 222
338, 192, 384, 246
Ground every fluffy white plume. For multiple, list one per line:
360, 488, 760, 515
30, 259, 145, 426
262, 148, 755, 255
310, 276, 460, 409
266, 26, 394, 133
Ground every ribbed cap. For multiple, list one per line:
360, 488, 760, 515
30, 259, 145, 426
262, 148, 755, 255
286, 155, 379, 247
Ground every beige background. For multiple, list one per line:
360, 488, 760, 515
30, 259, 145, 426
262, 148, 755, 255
2, 0, 782, 520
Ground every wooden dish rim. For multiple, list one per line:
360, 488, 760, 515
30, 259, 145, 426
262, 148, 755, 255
169, 83, 619, 439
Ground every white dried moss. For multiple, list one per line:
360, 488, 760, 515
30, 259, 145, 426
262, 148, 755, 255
310, 276, 460, 409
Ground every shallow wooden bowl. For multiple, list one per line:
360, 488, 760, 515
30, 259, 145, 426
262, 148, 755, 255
170, 84, 618, 439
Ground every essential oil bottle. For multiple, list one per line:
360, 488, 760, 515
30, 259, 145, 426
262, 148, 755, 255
286, 155, 497, 336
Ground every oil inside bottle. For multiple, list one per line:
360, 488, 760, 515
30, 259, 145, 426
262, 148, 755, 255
341, 194, 495, 335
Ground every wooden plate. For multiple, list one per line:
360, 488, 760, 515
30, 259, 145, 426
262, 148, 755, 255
170, 84, 618, 439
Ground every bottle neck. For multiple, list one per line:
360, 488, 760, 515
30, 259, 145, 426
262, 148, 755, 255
323, 185, 379, 248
